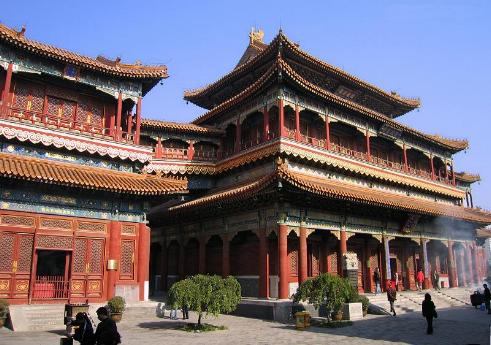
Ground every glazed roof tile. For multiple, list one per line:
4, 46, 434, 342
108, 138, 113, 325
0, 23, 167, 79
141, 119, 224, 135
0, 152, 187, 195
455, 172, 481, 183
167, 163, 491, 224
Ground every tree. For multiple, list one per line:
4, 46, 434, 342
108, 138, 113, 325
293, 273, 357, 318
168, 275, 241, 326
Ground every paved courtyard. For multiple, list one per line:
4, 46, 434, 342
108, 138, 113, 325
1, 305, 490, 345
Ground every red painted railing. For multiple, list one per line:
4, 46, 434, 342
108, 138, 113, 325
32, 276, 70, 299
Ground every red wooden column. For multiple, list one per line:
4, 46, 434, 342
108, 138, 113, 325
451, 162, 456, 185
324, 115, 331, 150
298, 225, 308, 284
430, 154, 435, 180
160, 239, 168, 291
447, 240, 457, 288
178, 241, 185, 280
126, 111, 133, 140
445, 161, 449, 182
278, 99, 285, 138
137, 223, 150, 301
1, 62, 13, 115
234, 117, 241, 153
135, 97, 142, 145
339, 229, 347, 277
107, 221, 122, 300
472, 244, 480, 284
198, 236, 206, 274
465, 243, 474, 286
365, 130, 371, 161
262, 106, 269, 142
115, 92, 123, 141
258, 229, 269, 298
278, 223, 289, 299
421, 239, 431, 289
294, 105, 300, 141
155, 137, 163, 158
221, 234, 230, 277
187, 141, 195, 160
403, 143, 409, 172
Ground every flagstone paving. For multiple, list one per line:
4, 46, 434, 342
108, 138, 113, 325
2, 304, 490, 345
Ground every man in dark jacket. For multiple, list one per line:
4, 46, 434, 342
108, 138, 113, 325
422, 293, 437, 334
386, 280, 397, 316
483, 284, 491, 314
94, 307, 120, 345
72, 312, 95, 345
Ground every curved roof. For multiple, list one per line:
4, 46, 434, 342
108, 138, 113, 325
141, 119, 224, 135
0, 23, 168, 79
0, 152, 187, 195
455, 172, 481, 183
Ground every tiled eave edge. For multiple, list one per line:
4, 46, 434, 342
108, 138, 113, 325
0, 120, 153, 163
279, 140, 464, 199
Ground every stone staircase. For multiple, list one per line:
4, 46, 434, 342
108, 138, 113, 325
8, 301, 160, 332
366, 287, 476, 315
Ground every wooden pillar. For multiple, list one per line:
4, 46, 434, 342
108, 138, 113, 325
199, 236, 206, 274
448, 240, 457, 288
325, 115, 331, 150
294, 105, 300, 141
421, 239, 431, 289
298, 225, 308, 284
364, 239, 373, 293
107, 221, 121, 300
469, 192, 474, 208
278, 99, 285, 138
1, 62, 13, 115
126, 111, 133, 140
472, 244, 480, 284
403, 143, 408, 172
115, 92, 122, 141
178, 242, 185, 280
278, 223, 289, 299
339, 229, 347, 277
430, 154, 435, 180
187, 141, 195, 160
259, 229, 269, 298
383, 236, 391, 284
222, 234, 230, 277
466, 243, 474, 286
135, 97, 142, 145
262, 106, 269, 142
160, 239, 168, 291
234, 117, 241, 152
365, 130, 371, 161
137, 223, 150, 301
155, 137, 163, 159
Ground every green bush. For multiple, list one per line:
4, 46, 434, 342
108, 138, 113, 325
108, 296, 126, 313
293, 273, 356, 314
0, 299, 9, 318
168, 274, 241, 326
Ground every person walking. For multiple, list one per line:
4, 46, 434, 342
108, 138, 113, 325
433, 270, 440, 291
416, 269, 424, 291
422, 293, 437, 334
483, 284, 491, 314
394, 271, 399, 291
182, 303, 189, 320
373, 267, 381, 294
94, 307, 120, 345
386, 280, 397, 316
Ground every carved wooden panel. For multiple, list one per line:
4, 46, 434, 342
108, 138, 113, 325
121, 224, 136, 235
89, 239, 104, 274
0, 232, 14, 272
40, 218, 72, 230
0, 215, 35, 227
120, 240, 135, 279
17, 235, 34, 272
37, 235, 72, 249
77, 222, 106, 233
73, 238, 87, 274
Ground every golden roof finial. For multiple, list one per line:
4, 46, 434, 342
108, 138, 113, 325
249, 27, 264, 45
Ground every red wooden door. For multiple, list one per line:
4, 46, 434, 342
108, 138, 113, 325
0, 232, 34, 299
71, 238, 105, 299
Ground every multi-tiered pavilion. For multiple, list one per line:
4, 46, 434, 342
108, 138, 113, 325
145, 29, 491, 299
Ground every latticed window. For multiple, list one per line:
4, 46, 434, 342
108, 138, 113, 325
47, 96, 76, 123
12, 81, 45, 114
120, 240, 135, 279
289, 248, 298, 276
77, 98, 103, 128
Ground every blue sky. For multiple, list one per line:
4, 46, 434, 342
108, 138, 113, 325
3, 1, 490, 210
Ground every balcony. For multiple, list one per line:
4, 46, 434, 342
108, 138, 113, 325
1, 105, 134, 143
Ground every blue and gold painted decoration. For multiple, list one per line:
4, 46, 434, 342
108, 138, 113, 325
0, 142, 135, 172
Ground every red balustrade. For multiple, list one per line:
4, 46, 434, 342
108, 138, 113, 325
32, 276, 70, 299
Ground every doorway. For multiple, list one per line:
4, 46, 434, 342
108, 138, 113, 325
32, 250, 71, 300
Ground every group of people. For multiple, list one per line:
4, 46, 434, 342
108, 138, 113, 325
69, 307, 121, 345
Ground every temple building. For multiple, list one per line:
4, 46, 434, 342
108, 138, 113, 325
1, 24, 490, 306
145, 29, 491, 298
0, 24, 186, 304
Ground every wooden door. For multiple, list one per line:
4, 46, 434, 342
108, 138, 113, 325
70, 237, 105, 299
0, 232, 34, 299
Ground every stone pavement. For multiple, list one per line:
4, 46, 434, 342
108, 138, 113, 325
1, 304, 490, 345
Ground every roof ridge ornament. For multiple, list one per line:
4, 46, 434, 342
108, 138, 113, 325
17, 25, 26, 37
249, 27, 264, 45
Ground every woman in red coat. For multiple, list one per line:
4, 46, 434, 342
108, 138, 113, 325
416, 269, 424, 291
